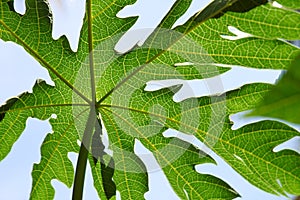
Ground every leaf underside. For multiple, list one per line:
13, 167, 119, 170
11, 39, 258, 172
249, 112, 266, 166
0, 0, 300, 199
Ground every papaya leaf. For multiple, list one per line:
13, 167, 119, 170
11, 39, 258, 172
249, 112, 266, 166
0, 0, 300, 199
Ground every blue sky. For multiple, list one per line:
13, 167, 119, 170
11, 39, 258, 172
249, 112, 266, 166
0, 0, 298, 199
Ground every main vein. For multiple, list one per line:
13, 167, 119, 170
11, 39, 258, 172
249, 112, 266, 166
0, 22, 91, 105
96, 0, 238, 105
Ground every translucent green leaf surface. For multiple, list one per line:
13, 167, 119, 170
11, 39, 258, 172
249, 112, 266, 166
0, 0, 300, 199
276, 0, 300, 9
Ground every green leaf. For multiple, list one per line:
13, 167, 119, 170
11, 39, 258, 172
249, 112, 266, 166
0, 0, 300, 199
215, 84, 300, 195
250, 54, 300, 124
275, 0, 300, 9
140, 137, 239, 199
177, 3, 300, 69
0, 80, 81, 199
0, 0, 141, 198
